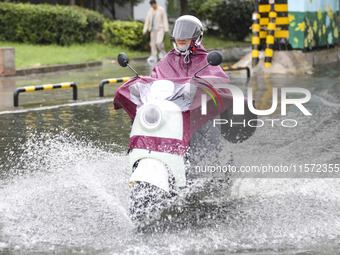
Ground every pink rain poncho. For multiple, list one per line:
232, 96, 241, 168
113, 45, 239, 155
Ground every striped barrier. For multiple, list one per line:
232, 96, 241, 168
99, 77, 131, 97
222, 66, 250, 78
252, 0, 261, 66
264, 0, 277, 67
14, 82, 77, 107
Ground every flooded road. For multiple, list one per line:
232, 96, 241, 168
0, 61, 339, 254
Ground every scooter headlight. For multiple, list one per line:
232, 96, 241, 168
140, 104, 162, 130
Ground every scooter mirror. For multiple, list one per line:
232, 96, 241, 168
207, 51, 223, 66
118, 52, 129, 67
194, 50, 223, 77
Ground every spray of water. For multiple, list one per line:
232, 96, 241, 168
0, 130, 133, 252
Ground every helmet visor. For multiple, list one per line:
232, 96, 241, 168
171, 20, 202, 40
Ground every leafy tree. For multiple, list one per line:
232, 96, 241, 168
188, 0, 253, 40
212, 0, 253, 41
188, 0, 223, 21
99, 0, 123, 20
180, 0, 188, 15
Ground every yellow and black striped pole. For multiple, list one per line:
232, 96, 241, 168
264, 0, 277, 67
99, 77, 132, 97
252, 0, 261, 66
14, 82, 77, 107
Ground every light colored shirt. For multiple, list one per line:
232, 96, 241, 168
151, 13, 156, 30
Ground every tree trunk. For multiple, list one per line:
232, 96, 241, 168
130, 1, 134, 20
180, 0, 188, 15
100, 0, 116, 19
111, 4, 116, 19
69, 0, 75, 6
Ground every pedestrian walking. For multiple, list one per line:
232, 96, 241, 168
143, 0, 169, 63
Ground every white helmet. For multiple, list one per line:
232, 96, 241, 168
171, 15, 204, 57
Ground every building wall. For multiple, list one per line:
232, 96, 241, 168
288, 0, 339, 49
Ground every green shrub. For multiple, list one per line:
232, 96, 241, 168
0, 2, 104, 45
102, 20, 148, 50
212, 0, 253, 41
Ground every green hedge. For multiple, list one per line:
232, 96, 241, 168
103, 20, 148, 50
0, 2, 104, 45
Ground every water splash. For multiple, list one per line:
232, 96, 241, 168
0, 131, 133, 252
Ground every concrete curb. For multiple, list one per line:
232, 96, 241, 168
302, 46, 340, 66
130, 56, 149, 61
15, 61, 102, 76
234, 45, 340, 75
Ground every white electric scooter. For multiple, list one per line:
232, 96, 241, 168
114, 52, 256, 227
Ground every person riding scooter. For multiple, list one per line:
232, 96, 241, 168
113, 15, 256, 226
